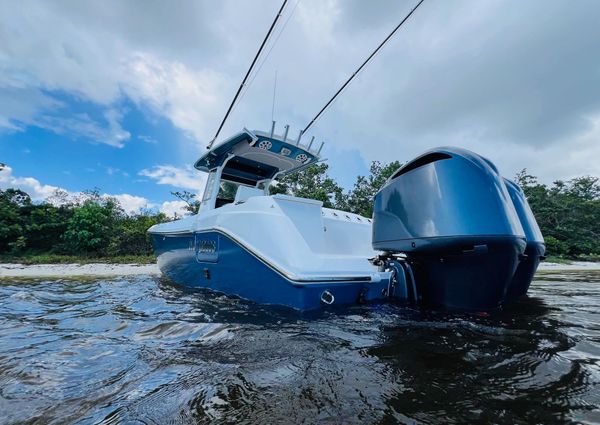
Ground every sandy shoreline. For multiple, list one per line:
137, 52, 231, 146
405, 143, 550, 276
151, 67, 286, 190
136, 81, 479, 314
1, 261, 599, 278
0, 263, 160, 278
536, 261, 600, 271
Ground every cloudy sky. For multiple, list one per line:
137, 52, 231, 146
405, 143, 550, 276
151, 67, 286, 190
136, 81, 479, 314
1, 0, 599, 215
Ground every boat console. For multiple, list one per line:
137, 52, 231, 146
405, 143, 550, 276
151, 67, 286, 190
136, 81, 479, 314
193, 128, 321, 211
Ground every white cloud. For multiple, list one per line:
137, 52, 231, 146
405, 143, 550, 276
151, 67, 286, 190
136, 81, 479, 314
0, 165, 154, 214
0, 1, 230, 147
123, 53, 227, 143
0, 165, 63, 201
105, 166, 130, 178
105, 193, 151, 214
0, 82, 130, 147
138, 135, 157, 144
139, 164, 206, 194
473, 113, 600, 183
36, 108, 132, 148
159, 200, 190, 217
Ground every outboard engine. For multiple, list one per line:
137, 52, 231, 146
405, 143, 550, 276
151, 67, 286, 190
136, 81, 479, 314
503, 179, 546, 301
372, 147, 543, 310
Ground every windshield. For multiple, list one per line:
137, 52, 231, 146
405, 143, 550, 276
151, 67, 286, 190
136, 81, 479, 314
202, 171, 258, 209
215, 179, 255, 208
202, 171, 217, 202
218, 180, 242, 202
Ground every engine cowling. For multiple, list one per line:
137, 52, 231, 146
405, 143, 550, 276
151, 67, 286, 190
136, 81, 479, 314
503, 178, 546, 301
372, 147, 542, 310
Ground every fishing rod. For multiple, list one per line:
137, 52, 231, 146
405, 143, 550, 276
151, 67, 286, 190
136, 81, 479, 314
302, 0, 425, 134
207, 0, 288, 149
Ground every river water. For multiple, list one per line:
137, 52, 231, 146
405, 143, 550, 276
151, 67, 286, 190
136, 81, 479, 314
0, 271, 599, 424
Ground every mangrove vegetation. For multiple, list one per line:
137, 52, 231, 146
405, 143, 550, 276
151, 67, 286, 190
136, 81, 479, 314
1, 163, 599, 263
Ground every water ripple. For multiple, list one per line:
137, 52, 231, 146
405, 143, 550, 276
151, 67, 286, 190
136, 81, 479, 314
0, 271, 599, 424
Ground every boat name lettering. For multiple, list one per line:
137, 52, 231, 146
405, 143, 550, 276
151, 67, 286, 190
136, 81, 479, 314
198, 239, 217, 254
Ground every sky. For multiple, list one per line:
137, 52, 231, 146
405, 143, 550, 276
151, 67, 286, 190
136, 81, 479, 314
1, 0, 599, 215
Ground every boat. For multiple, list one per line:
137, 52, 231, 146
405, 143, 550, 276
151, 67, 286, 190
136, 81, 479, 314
149, 127, 545, 311
149, 0, 545, 311
149, 128, 393, 310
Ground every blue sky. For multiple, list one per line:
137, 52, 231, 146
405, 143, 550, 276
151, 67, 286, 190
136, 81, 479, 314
1, 0, 599, 215
1, 92, 208, 209
0, 88, 369, 213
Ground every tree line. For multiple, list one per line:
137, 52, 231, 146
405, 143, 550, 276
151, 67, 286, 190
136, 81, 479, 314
1, 163, 599, 261
0, 189, 168, 260
514, 170, 600, 259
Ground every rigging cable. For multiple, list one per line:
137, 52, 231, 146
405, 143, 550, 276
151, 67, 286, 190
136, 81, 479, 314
302, 0, 425, 134
271, 70, 278, 122
207, 0, 288, 149
236, 0, 302, 106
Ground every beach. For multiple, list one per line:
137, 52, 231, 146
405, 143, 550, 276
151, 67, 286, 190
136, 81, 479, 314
1, 261, 599, 278
0, 263, 160, 278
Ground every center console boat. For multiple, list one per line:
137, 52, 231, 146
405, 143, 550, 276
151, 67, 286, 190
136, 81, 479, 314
149, 127, 545, 311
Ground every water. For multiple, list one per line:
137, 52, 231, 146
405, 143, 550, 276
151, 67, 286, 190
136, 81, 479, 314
0, 271, 599, 424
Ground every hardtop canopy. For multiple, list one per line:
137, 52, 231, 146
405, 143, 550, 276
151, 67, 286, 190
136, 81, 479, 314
194, 129, 321, 186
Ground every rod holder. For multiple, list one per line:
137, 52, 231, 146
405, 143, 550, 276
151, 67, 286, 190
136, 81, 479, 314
296, 130, 304, 146
270, 120, 276, 139
282, 124, 289, 142
307, 136, 315, 151
317, 141, 325, 155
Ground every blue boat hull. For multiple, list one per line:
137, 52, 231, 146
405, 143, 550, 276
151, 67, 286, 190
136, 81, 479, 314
151, 231, 393, 311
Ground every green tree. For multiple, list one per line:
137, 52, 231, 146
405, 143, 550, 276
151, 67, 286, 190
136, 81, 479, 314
62, 196, 124, 256
515, 170, 600, 257
171, 191, 200, 215
3, 160, 600, 262
270, 163, 344, 209
343, 160, 403, 217
24, 203, 72, 254
0, 189, 31, 253
109, 212, 170, 256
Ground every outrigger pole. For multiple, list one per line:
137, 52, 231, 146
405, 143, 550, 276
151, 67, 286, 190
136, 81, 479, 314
207, 0, 289, 150
302, 0, 425, 134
